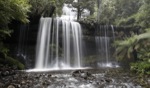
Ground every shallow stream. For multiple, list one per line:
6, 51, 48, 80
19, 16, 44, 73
0, 69, 148, 88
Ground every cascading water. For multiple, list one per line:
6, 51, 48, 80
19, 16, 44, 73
35, 18, 52, 69
34, 2, 83, 70
95, 25, 119, 68
17, 24, 29, 60
35, 18, 82, 70
62, 21, 82, 68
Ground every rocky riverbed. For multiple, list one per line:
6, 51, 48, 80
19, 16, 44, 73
0, 68, 150, 88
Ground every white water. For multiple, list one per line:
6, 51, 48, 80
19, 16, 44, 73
95, 25, 119, 68
35, 18, 52, 69
17, 25, 28, 59
35, 18, 83, 70
34, 1, 83, 70
61, 4, 77, 20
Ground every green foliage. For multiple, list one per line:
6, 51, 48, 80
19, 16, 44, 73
29, 0, 96, 20
114, 36, 136, 60
114, 29, 150, 75
65, 0, 96, 20
98, 0, 142, 25
79, 15, 96, 26
99, 0, 150, 75
0, 56, 25, 70
0, 0, 30, 42
55, 0, 67, 16
0, 28, 13, 40
114, 29, 150, 59
29, 0, 56, 16
131, 61, 150, 75
0, 0, 30, 69
0, 42, 9, 58
0, 0, 30, 55
138, 43, 150, 61
0, 0, 31, 25
29, 0, 70, 17
98, 0, 150, 29
134, 0, 150, 28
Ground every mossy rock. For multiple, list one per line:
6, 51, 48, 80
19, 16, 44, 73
0, 56, 25, 70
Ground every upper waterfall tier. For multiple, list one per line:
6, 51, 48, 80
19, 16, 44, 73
60, 4, 77, 21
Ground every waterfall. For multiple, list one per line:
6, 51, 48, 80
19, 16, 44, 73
33, 0, 84, 70
95, 25, 119, 68
35, 18, 52, 69
17, 24, 29, 60
35, 17, 83, 70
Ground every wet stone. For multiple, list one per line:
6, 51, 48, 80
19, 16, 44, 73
0, 82, 4, 87
2, 71, 9, 76
72, 70, 93, 80
48, 74, 51, 78
105, 78, 113, 83
21, 81, 26, 85
42, 80, 50, 86
7, 85, 15, 88
10, 83, 21, 88
148, 79, 150, 84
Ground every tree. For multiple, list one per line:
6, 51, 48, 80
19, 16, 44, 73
65, 0, 96, 20
0, 0, 30, 69
97, 0, 142, 25
29, 0, 56, 17
114, 28, 150, 74
0, 0, 30, 25
112, 0, 150, 75
29, 0, 70, 17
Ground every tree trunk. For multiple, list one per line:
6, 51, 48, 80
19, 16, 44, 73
77, 7, 80, 20
43, 5, 56, 17
77, 0, 80, 20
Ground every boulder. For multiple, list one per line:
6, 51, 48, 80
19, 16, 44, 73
72, 70, 94, 80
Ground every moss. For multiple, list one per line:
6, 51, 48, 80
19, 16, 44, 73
130, 61, 150, 75
0, 56, 25, 70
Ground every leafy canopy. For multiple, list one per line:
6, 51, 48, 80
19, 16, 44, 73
0, 0, 30, 69
67, 0, 96, 20
101, 0, 150, 75
0, 0, 31, 25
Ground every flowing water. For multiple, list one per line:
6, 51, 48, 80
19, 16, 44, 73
33, 0, 84, 70
95, 25, 119, 68
11, 1, 144, 88
35, 18, 83, 70
17, 24, 29, 60
31, 1, 119, 71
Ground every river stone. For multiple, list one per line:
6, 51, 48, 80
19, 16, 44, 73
72, 70, 92, 77
42, 80, 50, 86
72, 70, 81, 77
2, 71, 9, 76
105, 78, 112, 83
0, 83, 4, 87
7, 85, 15, 88
48, 74, 51, 78
148, 79, 150, 84
21, 80, 26, 85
